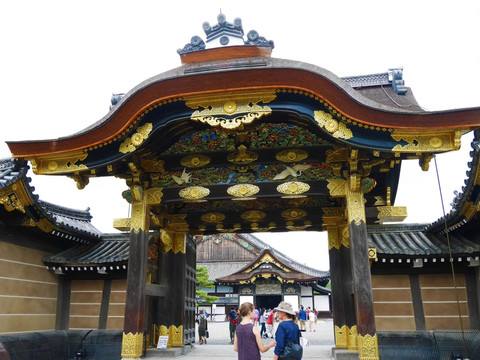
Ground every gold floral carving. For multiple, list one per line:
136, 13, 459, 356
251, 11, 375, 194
119, 123, 153, 154
227, 145, 259, 164
275, 149, 309, 163
276, 181, 310, 195
30, 151, 88, 175
179, 186, 210, 200
347, 325, 358, 351
357, 334, 379, 360
140, 158, 165, 172
121, 332, 144, 359
314, 111, 353, 140
327, 178, 346, 197
180, 154, 211, 168
227, 184, 260, 198
377, 206, 407, 222
201, 212, 225, 224
281, 209, 307, 220
241, 210, 267, 222
146, 187, 163, 205
391, 130, 461, 152
341, 226, 350, 248
335, 325, 348, 348
185, 90, 276, 130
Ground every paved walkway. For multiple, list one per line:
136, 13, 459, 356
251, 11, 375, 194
160, 319, 335, 359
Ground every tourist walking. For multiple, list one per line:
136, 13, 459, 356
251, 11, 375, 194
233, 302, 275, 360
298, 305, 307, 331
259, 308, 267, 338
196, 310, 208, 345
266, 309, 275, 338
273, 301, 302, 360
228, 307, 239, 344
308, 307, 316, 332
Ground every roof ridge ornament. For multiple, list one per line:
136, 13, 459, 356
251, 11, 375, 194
178, 13, 274, 55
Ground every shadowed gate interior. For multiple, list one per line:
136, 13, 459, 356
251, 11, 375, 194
256, 295, 282, 311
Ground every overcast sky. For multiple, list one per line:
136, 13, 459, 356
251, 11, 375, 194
1, 1, 479, 270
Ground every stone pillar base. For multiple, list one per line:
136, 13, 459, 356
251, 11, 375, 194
144, 345, 193, 358
332, 347, 360, 360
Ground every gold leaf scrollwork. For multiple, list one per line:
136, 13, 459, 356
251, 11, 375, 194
180, 154, 211, 168
185, 90, 277, 130
241, 210, 267, 222
275, 149, 309, 163
357, 334, 379, 360
159, 229, 173, 253
119, 123, 153, 154
227, 184, 260, 198
121, 332, 144, 359
276, 181, 310, 195
347, 191, 366, 226
179, 186, 210, 200
146, 187, 163, 205
171, 325, 183, 346
335, 325, 348, 348
314, 111, 353, 139
326, 178, 346, 197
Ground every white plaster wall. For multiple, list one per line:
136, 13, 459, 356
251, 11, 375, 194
283, 295, 299, 312
300, 285, 312, 296
314, 295, 330, 311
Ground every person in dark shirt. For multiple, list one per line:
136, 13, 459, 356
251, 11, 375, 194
233, 302, 275, 360
273, 301, 302, 360
298, 305, 307, 331
228, 307, 239, 344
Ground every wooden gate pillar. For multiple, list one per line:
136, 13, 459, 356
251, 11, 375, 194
151, 214, 195, 347
346, 177, 379, 360
324, 209, 356, 350
122, 185, 150, 359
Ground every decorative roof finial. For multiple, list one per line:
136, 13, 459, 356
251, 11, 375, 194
178, 13, 274, 55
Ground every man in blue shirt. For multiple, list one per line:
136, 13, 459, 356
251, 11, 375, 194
298, 305, 307, 331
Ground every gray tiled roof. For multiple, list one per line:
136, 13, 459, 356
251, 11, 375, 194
0, 158, 28, 190
43, 233, 129, 267
342, 72, 391, 88
200, 262, 247, 281
367, 224, 480, 257
39, 200, 102, 239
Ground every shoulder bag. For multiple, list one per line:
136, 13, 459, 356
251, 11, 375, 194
280, 325, 303, 359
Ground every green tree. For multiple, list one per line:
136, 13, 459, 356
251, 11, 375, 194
196, 266, 218, 305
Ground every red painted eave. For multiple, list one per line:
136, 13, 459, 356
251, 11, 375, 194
7, 66, 480, 159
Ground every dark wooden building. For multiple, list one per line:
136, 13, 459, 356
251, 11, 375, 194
196, 233, 330, 317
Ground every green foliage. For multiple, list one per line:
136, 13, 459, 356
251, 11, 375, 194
196, 266, 218, 305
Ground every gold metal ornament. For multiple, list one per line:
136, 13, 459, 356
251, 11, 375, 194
241, 210, 267, 222
275, 149, 309, 163
29, 151, 88, 175
327, 178, 346, 197
180, 154, 211, 168
121, 332, 144, 358
335, 325, 348, 348
314, 111, 353, 139
227, 184, 260, 198
201, 212, 226, 224
347, 325, 358, 351
186, 90, 277, 129
390, 129, 461, 152
227, 145, 259, 164
119, 123, 153, 154
357, 334, 379, 360
179, 186, 210, 200
377, 206, 407, 223
281, 209, 307, 220
276, 181, 310, 195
